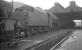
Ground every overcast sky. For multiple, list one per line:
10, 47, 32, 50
4, 0, 82, 10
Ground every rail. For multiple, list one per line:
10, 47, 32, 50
24, 30, 73, 50
50, 30, 73, 50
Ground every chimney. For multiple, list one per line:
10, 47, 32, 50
70, 1, 76, 7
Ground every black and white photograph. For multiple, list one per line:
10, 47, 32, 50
0, 0, 82, 50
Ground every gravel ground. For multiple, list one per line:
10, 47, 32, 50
0, 29, 72, 50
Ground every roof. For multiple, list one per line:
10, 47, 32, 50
65, 1, 82, 12
48, 2, 65, 13
48, 1, 82, 13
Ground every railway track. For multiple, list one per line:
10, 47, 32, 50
50, 30, 73, 50
24, 30, 73, 50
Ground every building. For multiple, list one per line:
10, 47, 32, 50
48, 1, 82, 28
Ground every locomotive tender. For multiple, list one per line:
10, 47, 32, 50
9, 5, 60, 36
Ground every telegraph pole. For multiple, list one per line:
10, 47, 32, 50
12, 0, 13, 12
